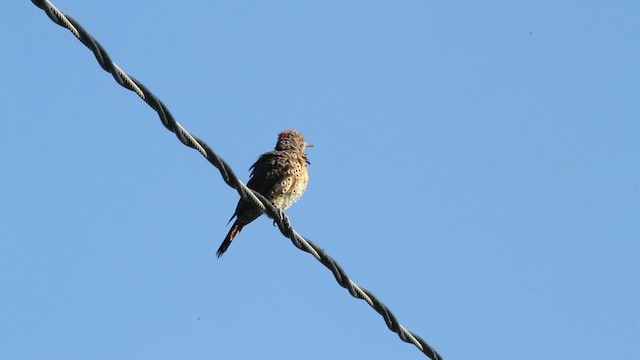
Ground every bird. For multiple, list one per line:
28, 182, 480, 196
216, 129, 312, 257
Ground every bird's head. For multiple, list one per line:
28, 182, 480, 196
275, 129, 313, 152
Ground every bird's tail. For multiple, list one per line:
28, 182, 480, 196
216, 220, 243, 258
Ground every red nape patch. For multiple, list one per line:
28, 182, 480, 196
278, 130, 292, 139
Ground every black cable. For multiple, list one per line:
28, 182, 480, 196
30, 1, 443, 358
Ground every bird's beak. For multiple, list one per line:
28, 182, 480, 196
305, 142, 314, 148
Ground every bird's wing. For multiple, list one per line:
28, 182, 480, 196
247, 151, 290, 196
227, 152, 279, 224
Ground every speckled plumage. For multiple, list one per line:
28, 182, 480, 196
216, 129, 311, 257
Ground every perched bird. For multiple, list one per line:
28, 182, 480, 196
216, 129, 312, 257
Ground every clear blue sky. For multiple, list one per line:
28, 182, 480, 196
2, 1, 638, 359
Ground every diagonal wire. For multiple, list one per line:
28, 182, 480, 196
29, 1, 443, 359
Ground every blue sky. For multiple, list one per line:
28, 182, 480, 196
2, 1, 638, 359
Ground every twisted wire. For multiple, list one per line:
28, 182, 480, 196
30, 1, 443, 359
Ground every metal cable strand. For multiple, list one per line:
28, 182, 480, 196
30, 1, 443, 359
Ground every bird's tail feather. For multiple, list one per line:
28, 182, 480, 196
216, 221, 242, 258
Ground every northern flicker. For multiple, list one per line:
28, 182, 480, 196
216, 129, 312, 257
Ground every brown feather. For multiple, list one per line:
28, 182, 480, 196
216, 130, 310, 257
